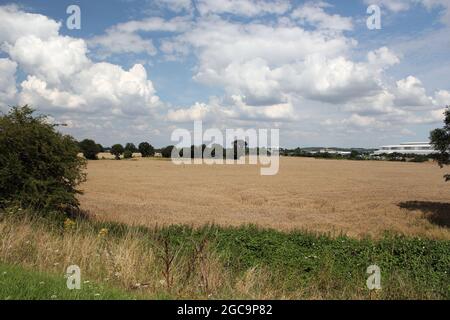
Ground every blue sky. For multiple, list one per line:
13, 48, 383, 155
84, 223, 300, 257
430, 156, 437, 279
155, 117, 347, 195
0, 0, 449, 148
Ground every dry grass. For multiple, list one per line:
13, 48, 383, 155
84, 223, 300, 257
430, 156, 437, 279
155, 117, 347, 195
79, 157, 450, 239
0, 215, 302, 299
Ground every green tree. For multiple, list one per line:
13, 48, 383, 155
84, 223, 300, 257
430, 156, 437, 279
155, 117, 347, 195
161, 145, 174, 158
124, 143, 137, 153
79, 139, 101, 160
0, 105, 86, 213
110, 144, 124, 160
123, 150, 133, 159
138, 142, 154, 157
430, 106, 450, 181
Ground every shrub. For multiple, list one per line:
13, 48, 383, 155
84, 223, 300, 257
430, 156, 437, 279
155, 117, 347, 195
123, 150, 133, 159
124, 142, 137, 153
78, 139, 101, 160
138, 142, 154, 157
110, 144, 124, 160
161, 145, 175, 158
0, 106, 86, 213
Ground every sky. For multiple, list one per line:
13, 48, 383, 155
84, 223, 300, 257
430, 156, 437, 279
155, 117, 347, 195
0, 0, 449, 148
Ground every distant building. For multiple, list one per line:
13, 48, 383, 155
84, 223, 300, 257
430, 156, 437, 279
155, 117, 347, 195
154, 152, 163, 157
373, 142, 435, 155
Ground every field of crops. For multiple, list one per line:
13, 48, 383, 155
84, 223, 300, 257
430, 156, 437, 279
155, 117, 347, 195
79, 157, 450, 239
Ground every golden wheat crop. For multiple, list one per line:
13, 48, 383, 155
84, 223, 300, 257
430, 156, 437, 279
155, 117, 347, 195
79, 157, 450, 239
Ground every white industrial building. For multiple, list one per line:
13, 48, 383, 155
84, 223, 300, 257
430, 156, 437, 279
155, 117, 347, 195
373, 142, 436, 155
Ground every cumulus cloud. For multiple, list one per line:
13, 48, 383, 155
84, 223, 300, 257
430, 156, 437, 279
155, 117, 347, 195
364, 0, 450, 25
196, 0, 291, 17
291, 1, 353, 31
1, 3, 449, 146
394, 76, 432, 107
0, 58, 17, 108
0, 5, 160, 118
0, 4, 59, 44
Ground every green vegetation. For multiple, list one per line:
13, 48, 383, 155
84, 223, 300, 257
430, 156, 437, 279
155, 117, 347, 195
110, 144, 124, 160
138, 142, 155, 157
78, 139, 101, 160
124, 143, 138, 153
430, 105, 450, 181
0, 106, 86, 214
1, 210, 448, 300
0, 263, 137, 300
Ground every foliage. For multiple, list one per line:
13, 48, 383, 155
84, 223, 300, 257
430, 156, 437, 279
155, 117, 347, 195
430, 106, 450, 181
161, 145, 175, 158
78, 139, 101, 160
138, 142, 154, 157
0, 263, 137, 300
110, 144, 124, 160
124, 143, 137, 153
0, 106, 86, 213
123, 150, 133, 159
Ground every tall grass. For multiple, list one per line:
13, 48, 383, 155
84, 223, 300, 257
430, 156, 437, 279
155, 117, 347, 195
0, 208, 448, 299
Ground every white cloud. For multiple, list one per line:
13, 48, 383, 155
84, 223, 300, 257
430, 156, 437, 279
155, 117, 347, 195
394, 76, 432, 107
0, 5, 59, 45
365, 0, 450, 25
0, 6, 160, 118
291, 2, 353, 31
167, 102, 212, 122
87, 16, 191, 58
0, 58, 17, 108
434, 89, 450, 106
196, 0, 290, 17
88, 30, 157, 58
155, 0, 193, 13
5, 35, 90, 86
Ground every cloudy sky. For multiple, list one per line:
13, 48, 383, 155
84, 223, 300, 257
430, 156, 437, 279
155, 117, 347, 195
0, 0, 449, 148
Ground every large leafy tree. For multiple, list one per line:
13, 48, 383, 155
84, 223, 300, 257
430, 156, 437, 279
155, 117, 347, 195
124, 142, 137, 153
138, 142, 155, 157
79, 139, 101, 160
0, 106, 86, 213
430, 106, 450, 181
110, 144, 124, 160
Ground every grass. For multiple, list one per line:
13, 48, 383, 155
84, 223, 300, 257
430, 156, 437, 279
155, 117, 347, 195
0, 263, 138, 300
1, 208, 449, 300
79, 157, 450, 239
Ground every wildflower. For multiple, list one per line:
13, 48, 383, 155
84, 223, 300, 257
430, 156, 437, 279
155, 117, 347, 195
98, 228, 109, 238
51, 295, 57, 299
64, 218, 76, 231
39, 281, 45, 285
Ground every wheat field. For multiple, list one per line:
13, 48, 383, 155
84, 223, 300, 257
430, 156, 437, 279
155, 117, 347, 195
78, 157, 450, 239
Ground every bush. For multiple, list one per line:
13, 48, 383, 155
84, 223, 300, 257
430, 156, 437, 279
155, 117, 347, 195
138, 142, 154, 157
110, 144, 124, 160
124, 143, 137, 153
161, 145, 174, 158
123, 150, 133, 159
0, 106, 86, 213
78, 139, 101, 160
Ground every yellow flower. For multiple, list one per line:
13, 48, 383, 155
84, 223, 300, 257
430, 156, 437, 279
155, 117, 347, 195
98, 228, 108, 237
64, 218, 76, 231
